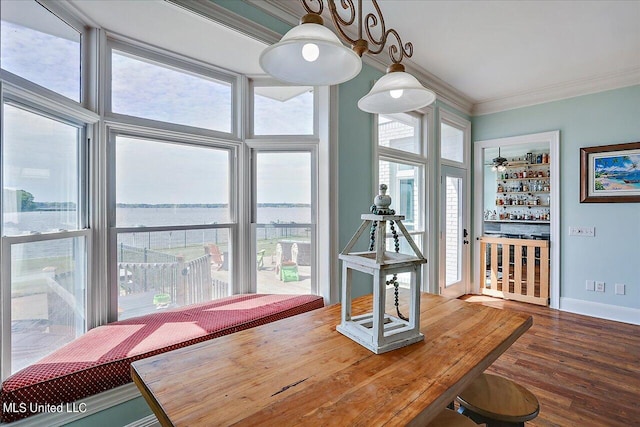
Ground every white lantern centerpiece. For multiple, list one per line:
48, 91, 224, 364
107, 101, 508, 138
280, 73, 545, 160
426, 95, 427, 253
337, 184, 426, 354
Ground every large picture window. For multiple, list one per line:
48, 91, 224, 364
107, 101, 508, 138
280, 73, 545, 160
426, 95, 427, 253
112, 135, 234, 320
1, 101, 89, 378
1, 3, 325, 387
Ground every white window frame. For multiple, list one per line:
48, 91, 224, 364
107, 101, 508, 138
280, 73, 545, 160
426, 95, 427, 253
248, 78, 318, 140
105, 37, 242, 140
0, 0, 89, 106
437, 109, 471, 296
439, 108, 471, 168
1, 0, 336, 382
247, 143, 318, 295
102, 38, 246, 321
106, 126, 240, 321
246, 78, 322, 302
374, 109, 431, 292
0, 85, 97, 380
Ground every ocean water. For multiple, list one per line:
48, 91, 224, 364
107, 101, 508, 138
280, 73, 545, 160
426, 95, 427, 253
5, 207, 311, 259
600, 170, 640, 189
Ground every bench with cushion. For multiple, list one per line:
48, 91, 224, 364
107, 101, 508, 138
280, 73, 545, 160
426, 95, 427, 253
0, 294, 324, 423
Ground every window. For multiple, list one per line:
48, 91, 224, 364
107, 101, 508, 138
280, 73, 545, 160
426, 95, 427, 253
107, 43, 321, 320
9, 237, 87, 373
115, 136, 230, 226
253, 151, 314, 294
445, 175, 462, 285
0, 0, 81, 101
1, 101, 89, 377
112, 135, 234, 320
378, 113, 421, 155
440, 110, 470, 165
1, 3, 328, 383
253, 85, 314, 136
377, 110, 428, 291
399, 179, 415, 224
379, 160, 421, 231
2, 104, 82, 234
249, 80, 319, 295
110, 49, 234, 132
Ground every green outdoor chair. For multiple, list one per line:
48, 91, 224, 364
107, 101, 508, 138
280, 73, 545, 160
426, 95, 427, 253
257, 249, 266, 270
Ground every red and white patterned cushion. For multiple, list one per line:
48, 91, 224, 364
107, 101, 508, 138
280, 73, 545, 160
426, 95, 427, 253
0, 294, 324, 423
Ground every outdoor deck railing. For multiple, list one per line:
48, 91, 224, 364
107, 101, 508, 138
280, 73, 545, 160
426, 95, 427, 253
118, 253, 219, 306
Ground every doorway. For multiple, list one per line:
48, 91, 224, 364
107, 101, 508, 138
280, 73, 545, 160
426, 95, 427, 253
473, 131, 560, 308
440, 165, 469, 298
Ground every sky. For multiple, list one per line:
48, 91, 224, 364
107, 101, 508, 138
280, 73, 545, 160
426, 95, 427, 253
594, 153, 640, 174
1, 9, 313, 205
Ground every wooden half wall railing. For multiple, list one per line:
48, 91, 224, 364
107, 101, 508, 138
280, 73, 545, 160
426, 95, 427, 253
479, 236, 550, 306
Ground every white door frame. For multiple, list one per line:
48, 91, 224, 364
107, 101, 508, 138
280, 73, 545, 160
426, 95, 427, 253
439, 165, 470, 298
473, 131, 560, 309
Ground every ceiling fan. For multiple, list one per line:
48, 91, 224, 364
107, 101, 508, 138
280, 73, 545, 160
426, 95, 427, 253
491, 148, 508, 172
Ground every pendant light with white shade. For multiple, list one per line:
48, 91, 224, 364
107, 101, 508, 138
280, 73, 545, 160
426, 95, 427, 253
258, 0, 436, 114
358, 63, 437, 114
259, 13, 362, 86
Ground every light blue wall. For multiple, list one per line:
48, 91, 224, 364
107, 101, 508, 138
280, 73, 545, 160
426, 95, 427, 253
473, 85, 640, 310
337, 66, 384, 296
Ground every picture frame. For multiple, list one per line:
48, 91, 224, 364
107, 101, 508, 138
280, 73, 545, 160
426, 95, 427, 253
580, 141, 640, 203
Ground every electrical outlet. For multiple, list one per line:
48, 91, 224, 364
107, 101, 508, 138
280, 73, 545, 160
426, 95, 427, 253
615, 283, 625, 295
569, 227, 595, 237
595, 281, 605, 292
585, 280, 595, 291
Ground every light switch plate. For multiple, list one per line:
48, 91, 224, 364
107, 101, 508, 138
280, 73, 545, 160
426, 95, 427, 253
569, 227, 595, 237
615, 283, 625, 295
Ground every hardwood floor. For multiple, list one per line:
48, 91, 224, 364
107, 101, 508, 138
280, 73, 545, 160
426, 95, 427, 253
460, 295, 640, 426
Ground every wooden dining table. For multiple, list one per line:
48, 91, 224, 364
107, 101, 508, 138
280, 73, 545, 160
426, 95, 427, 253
131, 292, 532, 426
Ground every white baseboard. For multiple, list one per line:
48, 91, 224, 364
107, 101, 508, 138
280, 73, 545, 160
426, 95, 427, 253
560, 297, 640, 325
125, 414, 160, 427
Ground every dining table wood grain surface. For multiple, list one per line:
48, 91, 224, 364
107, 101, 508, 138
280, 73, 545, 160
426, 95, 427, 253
131, 292, 532, 426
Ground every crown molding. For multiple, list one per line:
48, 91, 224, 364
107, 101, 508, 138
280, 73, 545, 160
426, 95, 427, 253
247, 0, 474, 115
209, 1, 640, 117
472, 67, 640, 116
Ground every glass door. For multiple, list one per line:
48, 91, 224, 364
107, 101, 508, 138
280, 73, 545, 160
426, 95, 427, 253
440, 165, 469, 298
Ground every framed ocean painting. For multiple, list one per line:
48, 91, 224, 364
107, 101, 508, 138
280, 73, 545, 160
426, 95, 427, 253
580, 141, 640, 203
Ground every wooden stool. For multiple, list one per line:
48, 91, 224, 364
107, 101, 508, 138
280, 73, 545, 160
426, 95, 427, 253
456, 373, 539, 427
426, 408, 478, 427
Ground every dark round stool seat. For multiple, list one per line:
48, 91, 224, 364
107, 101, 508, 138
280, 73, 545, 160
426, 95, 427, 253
456, 373, 539, 425
426, 408, 477, 427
